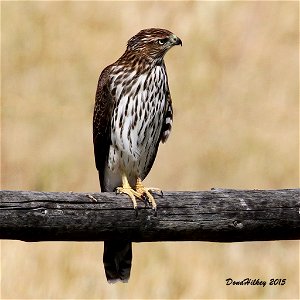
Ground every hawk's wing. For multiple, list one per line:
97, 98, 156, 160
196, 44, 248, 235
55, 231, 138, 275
160, 91, 173, 143
160, 61, 173, 144
93, 66, 114, 190
142, 90, 173, 178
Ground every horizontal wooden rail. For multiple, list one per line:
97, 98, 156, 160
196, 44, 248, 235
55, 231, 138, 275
0, 189, 299, 242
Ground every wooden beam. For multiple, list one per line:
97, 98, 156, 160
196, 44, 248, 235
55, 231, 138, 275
0, 189, 299, 242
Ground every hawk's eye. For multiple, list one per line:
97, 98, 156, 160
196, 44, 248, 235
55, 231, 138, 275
157, 38, 169, 45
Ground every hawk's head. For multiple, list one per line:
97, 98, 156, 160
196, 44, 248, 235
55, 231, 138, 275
126, 28, 182, 61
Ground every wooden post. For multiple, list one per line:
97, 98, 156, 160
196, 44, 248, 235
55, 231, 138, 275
0, 189, 299, 242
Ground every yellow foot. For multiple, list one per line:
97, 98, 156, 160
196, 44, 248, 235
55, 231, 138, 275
116, 186, 142, 210
116, 175, 162, 216
135, 179, 162, 212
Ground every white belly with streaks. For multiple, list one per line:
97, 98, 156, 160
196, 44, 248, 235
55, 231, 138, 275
107, 65, 167, 185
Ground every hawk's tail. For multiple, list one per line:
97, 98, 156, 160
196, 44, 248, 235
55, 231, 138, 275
103, 240, 132, 283
99, 172, 132, 283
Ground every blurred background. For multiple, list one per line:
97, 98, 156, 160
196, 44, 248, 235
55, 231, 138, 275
1, 1, 299, 299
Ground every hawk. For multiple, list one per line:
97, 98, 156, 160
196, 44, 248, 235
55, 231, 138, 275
93, 28, 182, 283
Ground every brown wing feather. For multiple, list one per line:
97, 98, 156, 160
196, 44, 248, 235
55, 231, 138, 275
142, 91, 173, 179
93, 65, 114, 190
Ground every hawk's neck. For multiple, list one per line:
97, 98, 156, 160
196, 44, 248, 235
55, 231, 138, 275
115, 52, 165, 74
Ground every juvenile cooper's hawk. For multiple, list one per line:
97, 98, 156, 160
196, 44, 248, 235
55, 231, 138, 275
93, 28, 182, 283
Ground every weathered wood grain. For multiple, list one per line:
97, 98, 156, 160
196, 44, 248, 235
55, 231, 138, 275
0, 189, 299, 242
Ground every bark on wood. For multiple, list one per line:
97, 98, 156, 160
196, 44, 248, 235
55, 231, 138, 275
0, 189, 299, 242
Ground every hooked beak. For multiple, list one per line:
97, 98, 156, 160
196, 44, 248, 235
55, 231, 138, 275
170, 34, 182, 46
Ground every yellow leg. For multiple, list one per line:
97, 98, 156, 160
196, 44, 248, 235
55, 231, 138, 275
116, 174, 141, 210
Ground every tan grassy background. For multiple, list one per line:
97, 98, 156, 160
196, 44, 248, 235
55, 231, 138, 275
1, 1, 299, 299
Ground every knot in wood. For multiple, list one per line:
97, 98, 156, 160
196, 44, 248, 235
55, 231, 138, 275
233, 220, 243, 229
